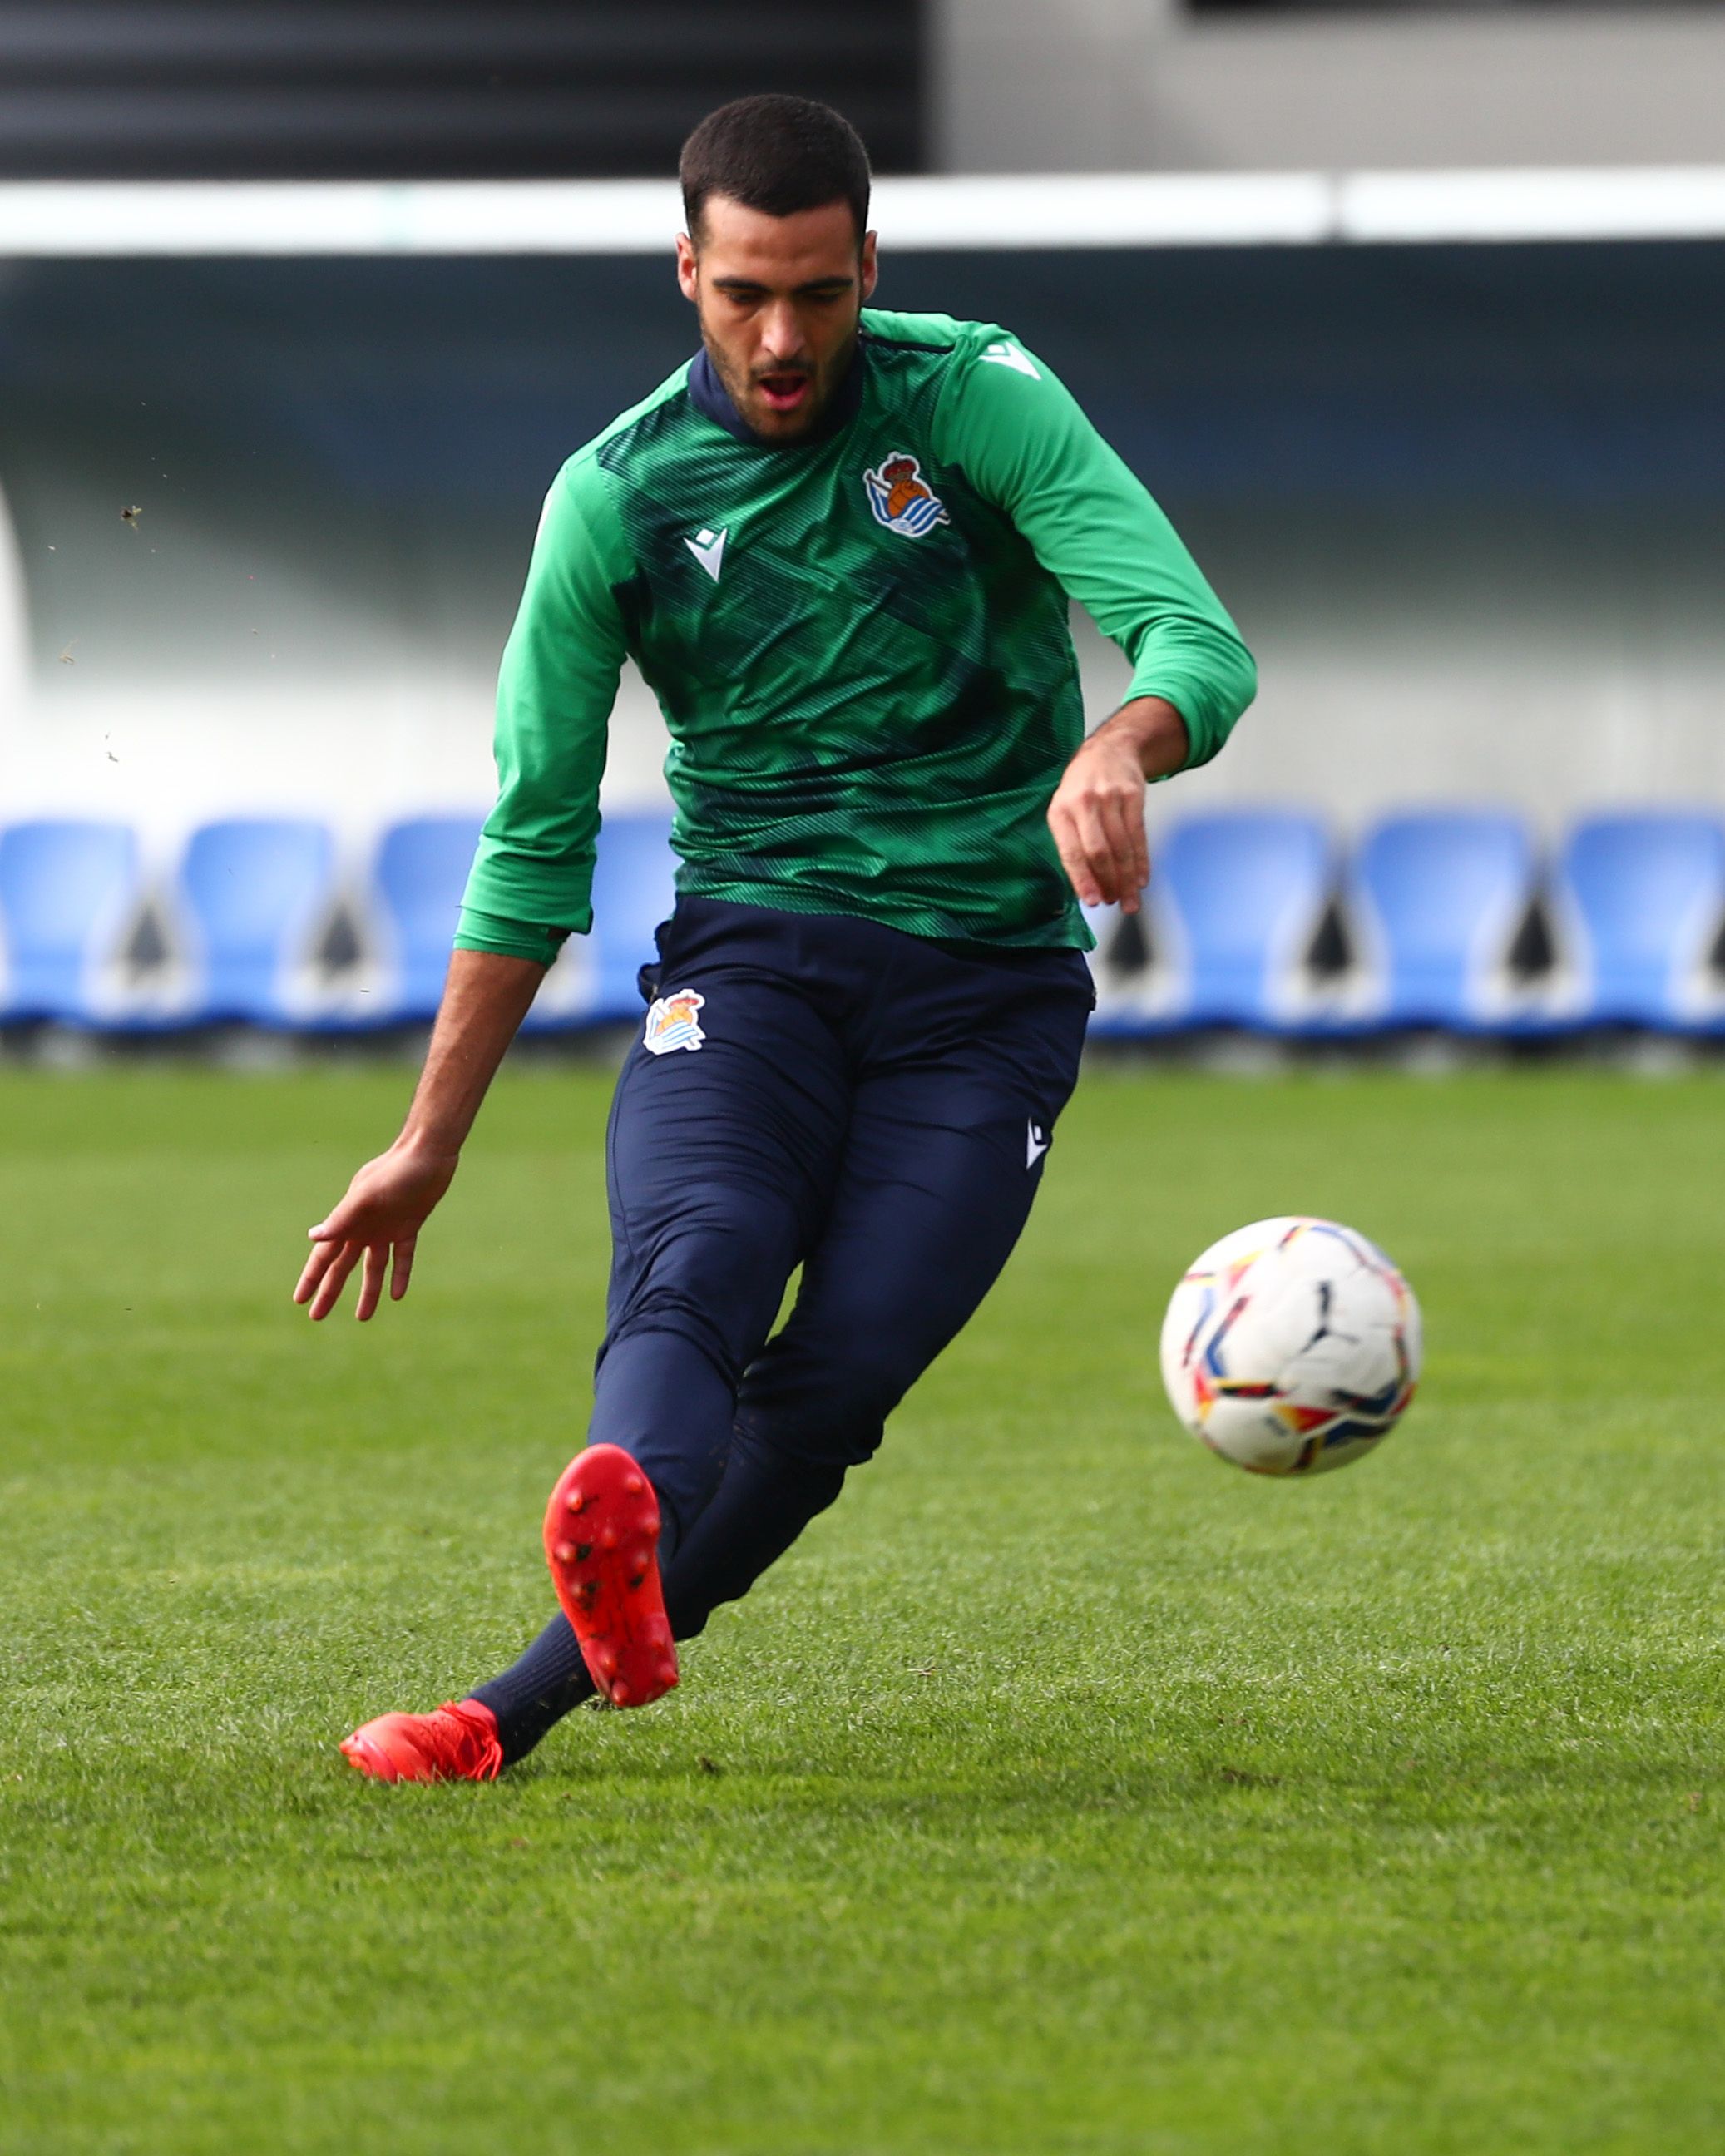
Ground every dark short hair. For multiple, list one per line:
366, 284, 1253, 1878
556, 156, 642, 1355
680, 95, 871, 245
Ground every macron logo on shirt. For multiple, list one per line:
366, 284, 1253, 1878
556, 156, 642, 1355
981, 342, 1040, 380
685, 527, 728, 581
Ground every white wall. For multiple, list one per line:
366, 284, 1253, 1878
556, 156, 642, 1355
0, 480, 26, 731
7, 520, 1724, 866
0, 456, 670, 875
0, 668, 673, 882
1076, 502, 1725, 843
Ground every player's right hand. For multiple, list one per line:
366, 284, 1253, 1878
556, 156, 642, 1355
293, 1139, 459, 1322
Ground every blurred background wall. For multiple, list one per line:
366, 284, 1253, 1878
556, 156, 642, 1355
937, 2, 1725, 172
0, 0, 1721, 881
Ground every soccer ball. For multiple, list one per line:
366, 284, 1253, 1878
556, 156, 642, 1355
1159, 1217, 1421, 1476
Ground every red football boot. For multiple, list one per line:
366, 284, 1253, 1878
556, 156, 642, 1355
339, 1698, 504, 1783
542, 1444, 678, 1708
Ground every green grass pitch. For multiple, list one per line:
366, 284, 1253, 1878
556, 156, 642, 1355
2, 1062, 1722, 2154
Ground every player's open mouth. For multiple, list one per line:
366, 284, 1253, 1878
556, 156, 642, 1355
755, 372, 813, 414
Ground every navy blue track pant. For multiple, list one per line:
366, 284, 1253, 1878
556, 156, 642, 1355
474, 897, 1090, 1752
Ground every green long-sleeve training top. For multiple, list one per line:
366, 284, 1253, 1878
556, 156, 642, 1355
457, 308, 1257, 962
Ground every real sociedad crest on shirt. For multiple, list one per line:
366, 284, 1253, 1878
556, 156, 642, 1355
862, 452, 949, 539
643, 988, 706, 1055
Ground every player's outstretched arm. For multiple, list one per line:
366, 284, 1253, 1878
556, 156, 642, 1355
1048, 695, 1189, 913
294, 948, 545, 1322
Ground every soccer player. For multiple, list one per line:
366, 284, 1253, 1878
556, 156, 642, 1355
299, 95, 1256, 1782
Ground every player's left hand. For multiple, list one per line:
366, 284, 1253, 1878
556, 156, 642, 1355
1048, 729, 1151, 913
1048, 696, 1189, 914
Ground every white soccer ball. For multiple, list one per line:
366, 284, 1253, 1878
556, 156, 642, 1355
1159, 1217, 1421, 1476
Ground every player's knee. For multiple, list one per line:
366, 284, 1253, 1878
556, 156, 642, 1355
744, 1346, 914, 1469
610, 1215, 795, 1374
660, 1212, 791, 1298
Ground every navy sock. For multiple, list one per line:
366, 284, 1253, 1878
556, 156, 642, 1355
469, 1612, 596, 1762
471, 1433, 847, 1765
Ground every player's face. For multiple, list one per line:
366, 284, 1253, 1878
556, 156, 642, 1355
677, 195, 878, 442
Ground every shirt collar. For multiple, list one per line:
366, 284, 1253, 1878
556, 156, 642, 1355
688, 339, 867, 448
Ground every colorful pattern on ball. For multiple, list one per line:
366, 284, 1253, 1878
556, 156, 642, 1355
1159, 1216, 1421, 1476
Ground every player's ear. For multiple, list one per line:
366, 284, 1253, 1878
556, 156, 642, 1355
859, 230, 878, 303
675, 230, 699, 303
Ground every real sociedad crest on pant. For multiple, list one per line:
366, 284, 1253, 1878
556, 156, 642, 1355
644, 989, 706, 1055
862, 452, 949, 538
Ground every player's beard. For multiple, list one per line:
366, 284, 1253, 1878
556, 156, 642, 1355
700, 322, 858, 443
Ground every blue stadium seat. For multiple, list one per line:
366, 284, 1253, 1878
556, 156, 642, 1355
372, 814, 484, 1021
178, 818, 336, 1024
1149, 810, 1331, 1028
0, 819, 141, 1022
1351, 810, 1536, 1029
1554, 812, 1725, 1029
584, 810, 678, 1024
